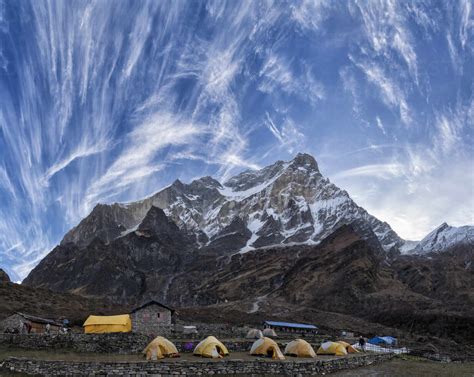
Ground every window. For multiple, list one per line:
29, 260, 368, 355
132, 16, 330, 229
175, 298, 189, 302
157, 313, 161, 318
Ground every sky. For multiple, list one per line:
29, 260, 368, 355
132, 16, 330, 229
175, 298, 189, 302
0, 0, 473, 281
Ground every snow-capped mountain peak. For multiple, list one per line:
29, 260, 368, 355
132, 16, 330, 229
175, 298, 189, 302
63, 153, 404, 252
407, 223, 474, 254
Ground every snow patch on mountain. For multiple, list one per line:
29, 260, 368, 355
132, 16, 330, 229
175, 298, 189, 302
240, 216, 264, 253
219, 163, 289, 201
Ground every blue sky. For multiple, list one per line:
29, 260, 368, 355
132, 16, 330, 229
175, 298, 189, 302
0, 0, 473, 280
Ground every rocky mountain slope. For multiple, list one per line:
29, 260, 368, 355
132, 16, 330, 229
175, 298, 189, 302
0, 277, 126, 325
24, 219, 473, 344
0, 269, 10, 283
61, 153, 403, 253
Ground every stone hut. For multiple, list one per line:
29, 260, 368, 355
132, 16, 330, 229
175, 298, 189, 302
130, 300, 175, 335
1, 313, 62, 334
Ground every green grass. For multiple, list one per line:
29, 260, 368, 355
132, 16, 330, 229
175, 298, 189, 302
332, 357, 474, 377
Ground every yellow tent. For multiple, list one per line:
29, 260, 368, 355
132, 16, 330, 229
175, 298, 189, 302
284, 339, 316, 358
193, 336, 229, 358
250, 337, 285, 360
83, 314, 132, 334
336, 341, 359, 354
317, 341, 348, 356
143, 336, 179, 360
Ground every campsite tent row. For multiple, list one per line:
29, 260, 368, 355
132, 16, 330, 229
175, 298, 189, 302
142, 336, 360, 361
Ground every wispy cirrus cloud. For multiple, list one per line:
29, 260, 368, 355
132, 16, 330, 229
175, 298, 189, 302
264, 112, 306, 155
350, 58, 412, 126
333, 163, 405, 180
85, 112, 204, 207
259, 54, 325, 106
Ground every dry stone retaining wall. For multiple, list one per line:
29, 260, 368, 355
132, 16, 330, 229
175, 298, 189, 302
1, 354, 395, 376
0, 333, 153, 354
0, 333, 273, 353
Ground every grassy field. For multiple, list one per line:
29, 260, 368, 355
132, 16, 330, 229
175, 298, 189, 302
332, 357, 474, 377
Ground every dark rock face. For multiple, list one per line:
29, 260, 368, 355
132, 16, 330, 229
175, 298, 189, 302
205, 217, 251, 253
0, 269, 10, 283
61, 204, 139, 247
24, 206, 196, 301
24, 219, 473, 320
23, 209, 473, 347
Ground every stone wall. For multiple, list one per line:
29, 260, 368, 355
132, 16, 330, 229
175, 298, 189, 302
0, 333, 264, 354
0, 333, 153, 354
131, 305, 172, 334
1, 354, 396, 376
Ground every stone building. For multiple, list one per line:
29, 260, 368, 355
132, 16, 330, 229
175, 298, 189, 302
130, 300, 175, 335
1, 313, 61, 334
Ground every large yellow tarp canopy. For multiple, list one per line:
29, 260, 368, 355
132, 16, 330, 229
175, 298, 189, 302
83, 314, 132, 334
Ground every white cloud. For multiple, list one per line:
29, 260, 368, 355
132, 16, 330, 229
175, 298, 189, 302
291, 0, 329, 31
352, 59, 412, 125
42, 141, 109, 184
459, 0, 473, 51
85, 112, 203, 207
0, 166, 16, 199
333, 163, 404, 180
352, 0, 419, 82
264, 112, 306, 155
259, 54, 325, 105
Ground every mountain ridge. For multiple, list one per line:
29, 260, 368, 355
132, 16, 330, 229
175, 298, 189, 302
61, 153, 405, 254
405, 223, 474, 254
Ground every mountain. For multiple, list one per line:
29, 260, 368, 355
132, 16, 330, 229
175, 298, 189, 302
60, 153, 403, 253
0, 274, 126, 325
20, 152, 474, 356
402, 223, 474, 254
23, 221, 474, 347
0, 268, 10, 283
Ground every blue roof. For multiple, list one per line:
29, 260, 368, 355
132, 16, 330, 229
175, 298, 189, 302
264, 321, 318, 329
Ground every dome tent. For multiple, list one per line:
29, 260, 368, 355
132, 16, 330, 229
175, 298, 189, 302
262, 328, 277, 337
284, 339, 316, 358
336, 341, 359, 354
193, 336, 229, 358
250, 337, 285, 360
317, 341, 347, 356
246, 328, 263, 339
143, 336, 179, 360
